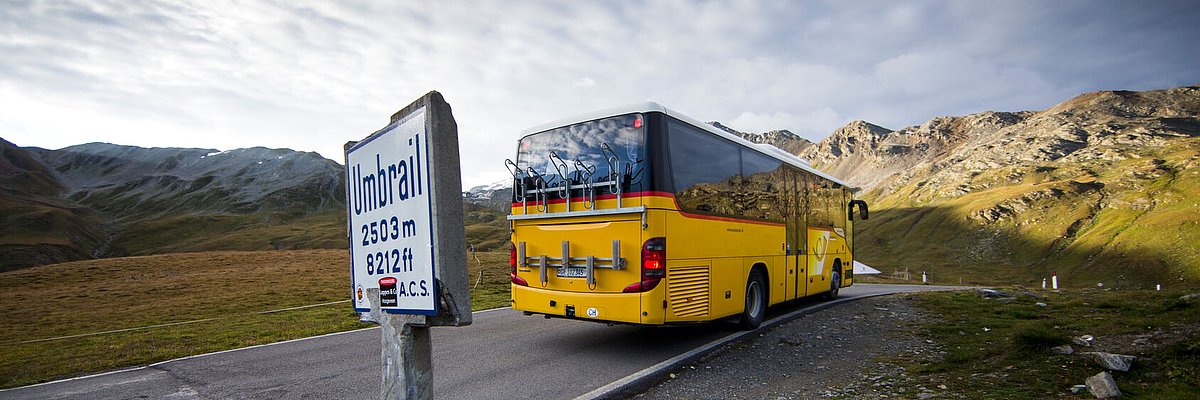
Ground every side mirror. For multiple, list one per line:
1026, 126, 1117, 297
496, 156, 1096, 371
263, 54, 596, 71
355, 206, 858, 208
848, 200, 869, 220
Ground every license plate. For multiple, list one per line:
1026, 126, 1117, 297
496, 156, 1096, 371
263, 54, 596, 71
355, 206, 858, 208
557, 267, 587, 278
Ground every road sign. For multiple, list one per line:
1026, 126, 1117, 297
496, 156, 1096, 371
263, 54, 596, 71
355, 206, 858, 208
347, 105, 438, 314
346, 92, 470, 399
345, 92, 471, 323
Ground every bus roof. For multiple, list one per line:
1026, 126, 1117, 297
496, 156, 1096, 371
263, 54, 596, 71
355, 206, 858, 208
522, 101, 855, 190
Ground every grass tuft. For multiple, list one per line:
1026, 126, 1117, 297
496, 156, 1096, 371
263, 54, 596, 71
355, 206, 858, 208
1011, 321, 1069, 353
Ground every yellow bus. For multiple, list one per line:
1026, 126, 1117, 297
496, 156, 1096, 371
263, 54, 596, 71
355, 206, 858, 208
506, 103, 868, 329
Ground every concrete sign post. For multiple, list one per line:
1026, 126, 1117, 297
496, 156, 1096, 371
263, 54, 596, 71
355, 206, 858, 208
346, 91, 471, 399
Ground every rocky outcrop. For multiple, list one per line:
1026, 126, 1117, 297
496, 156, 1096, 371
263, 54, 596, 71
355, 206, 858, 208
787, 85, 1200, 288
801, 86, 1199, 204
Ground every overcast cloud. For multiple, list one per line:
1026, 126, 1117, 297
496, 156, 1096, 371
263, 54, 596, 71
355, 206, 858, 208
2, 0, 1198, 187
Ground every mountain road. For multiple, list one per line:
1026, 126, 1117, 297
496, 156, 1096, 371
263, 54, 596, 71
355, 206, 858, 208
2, 284, 963, 399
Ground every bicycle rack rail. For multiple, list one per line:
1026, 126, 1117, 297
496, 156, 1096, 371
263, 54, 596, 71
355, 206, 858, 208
516, 240, 625, 287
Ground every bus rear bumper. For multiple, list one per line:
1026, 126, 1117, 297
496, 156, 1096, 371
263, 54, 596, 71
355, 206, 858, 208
512, 284, 663, 325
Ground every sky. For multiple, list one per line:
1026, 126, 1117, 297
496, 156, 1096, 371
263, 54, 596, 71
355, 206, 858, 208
2, 1, 1199, 188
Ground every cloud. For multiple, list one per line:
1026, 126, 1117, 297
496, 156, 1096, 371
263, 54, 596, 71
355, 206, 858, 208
574, 78, 596, 88
2, 1, 1199, 188
727, 109, 842, 142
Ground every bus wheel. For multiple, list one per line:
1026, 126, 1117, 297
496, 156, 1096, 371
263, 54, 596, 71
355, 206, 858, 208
825, 270, 841, 300
739, 270, 766, 330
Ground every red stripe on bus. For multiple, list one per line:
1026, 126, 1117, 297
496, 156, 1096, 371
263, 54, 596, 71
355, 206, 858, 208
510, 191, 669, 207
510, 191, 787, 227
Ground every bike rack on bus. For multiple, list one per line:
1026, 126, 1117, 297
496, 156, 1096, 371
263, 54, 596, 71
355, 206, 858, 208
525, 167, 548, 213
505, 146, 646, 229
601, 143, 623, 209
504, 158, 525, 205
516, 240, 625, 287
549, 151, 571, 212
573, 159, 596, 210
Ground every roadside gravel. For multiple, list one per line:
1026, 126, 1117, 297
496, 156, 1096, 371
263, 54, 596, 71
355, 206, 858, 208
633, 293, 946, 399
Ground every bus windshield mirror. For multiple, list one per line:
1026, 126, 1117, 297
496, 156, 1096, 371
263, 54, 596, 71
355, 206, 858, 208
849, 199, 869, 220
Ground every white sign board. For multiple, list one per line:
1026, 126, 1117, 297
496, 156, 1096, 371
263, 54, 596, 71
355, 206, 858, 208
347, 107, 437, 315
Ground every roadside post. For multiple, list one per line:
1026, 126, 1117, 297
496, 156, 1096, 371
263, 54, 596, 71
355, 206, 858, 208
345, 91, 471, 399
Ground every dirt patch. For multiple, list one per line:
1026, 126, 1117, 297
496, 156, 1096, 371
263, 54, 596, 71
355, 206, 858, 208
634, 294, 945, 399
1091, 321, 1200, 355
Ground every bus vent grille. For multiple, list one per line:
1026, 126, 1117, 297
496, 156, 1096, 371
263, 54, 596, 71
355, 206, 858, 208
668, 266, 710, 318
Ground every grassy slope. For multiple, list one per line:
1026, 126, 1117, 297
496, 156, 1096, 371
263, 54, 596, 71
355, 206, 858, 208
0, 249, 513, 388
52, 199, 510, 259
0, 195, 104, 271
902, 289, 1200, 398
111, 209, 349, 255
855, 137, 1200, 289
463, 201, 510, 251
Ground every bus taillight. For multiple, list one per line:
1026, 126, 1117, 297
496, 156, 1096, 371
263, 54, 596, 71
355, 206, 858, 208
623, 237, 665, 293
641, 237, 666, 278
510, 243, 528, 286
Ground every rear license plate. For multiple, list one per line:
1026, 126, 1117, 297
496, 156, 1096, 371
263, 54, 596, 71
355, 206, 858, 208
557, 267, 587, 278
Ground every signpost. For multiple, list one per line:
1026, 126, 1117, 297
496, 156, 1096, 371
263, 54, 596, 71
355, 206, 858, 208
346, 91, 471, 399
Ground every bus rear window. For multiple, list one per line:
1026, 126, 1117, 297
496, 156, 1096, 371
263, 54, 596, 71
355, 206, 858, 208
515, 114, 646, 198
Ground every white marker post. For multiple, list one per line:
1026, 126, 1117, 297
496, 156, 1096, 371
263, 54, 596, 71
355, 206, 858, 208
346, 92, 471, 399
1052, 271, 1059, 290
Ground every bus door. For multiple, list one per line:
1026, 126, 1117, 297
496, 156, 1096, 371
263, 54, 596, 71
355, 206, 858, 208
804, 175, 836, 296
785, 168, 808, 300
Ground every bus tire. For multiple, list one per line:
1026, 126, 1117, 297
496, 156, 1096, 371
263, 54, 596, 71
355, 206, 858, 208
825, 269, 841, 300
739, 270, 767, 330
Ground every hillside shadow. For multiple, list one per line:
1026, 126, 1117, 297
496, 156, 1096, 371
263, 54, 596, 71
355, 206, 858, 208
855, 204, 1196, 290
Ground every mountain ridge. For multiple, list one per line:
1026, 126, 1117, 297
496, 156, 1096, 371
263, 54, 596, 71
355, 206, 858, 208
4, 85, 1197, 288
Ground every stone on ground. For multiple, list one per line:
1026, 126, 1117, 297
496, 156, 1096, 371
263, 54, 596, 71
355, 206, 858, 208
1085, 371, 1121, 398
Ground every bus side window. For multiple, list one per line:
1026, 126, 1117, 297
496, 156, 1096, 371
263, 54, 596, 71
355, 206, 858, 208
668, 121, 740, 216
741, 149, 785, 221
800, 171, 838, 229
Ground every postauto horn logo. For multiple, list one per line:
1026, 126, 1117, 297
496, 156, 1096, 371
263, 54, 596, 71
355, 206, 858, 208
379, 277, 398, 307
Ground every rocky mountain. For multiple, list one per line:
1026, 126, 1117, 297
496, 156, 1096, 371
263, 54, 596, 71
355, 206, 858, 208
0, 142, 347, 270
28, 143, 344, 220
463, 179, 513, 211
709, 121, 816, 155
800, 85, 1200, 289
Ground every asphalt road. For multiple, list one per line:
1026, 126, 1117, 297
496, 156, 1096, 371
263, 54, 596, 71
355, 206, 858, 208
2, 284, 963, 400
